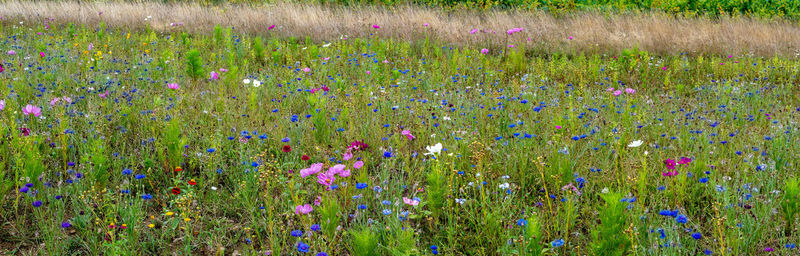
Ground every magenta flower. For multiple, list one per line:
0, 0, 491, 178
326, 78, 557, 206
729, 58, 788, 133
353, 161, 364, 169
506, 27, 523, 35
568, 36, 573, 40
22, 104, 41, 117
167, 83, 180, 90
343, 151, 353, 161
401, 129, 415, 140
302, 67, 311, 73
424, 23, 429, 27
470, 28, 478, 34
606, 87, 615, 92
62, 96, 72, 104
0, 100, 5, 111
339, 169, 351, 178
480, 48, 489, 54
209, 71, 220, 80
664, 158, 677, 170
295, 204, 313, 215
7, 50, 15, 55
300, 163, 323, 178
317, 172, 335, 187
403, 197, 420, 206
39, 51, 45, 58
372, 24, 380, 29
268, 24, 275, 30
662, 171, 678, 177
49, 97, 60, 106
613, 90, 623, 96
678, 157, 692, 165
625, 88, 636, 94
98, 91, 109, 99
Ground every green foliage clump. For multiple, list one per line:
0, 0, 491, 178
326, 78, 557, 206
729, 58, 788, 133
591, 191, 631, 256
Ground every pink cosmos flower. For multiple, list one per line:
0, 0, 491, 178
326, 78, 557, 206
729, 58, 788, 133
219, 68, 228, 73
506, 27, 523, 35
402, 197, 419, 206
372, 24, 380, 29
302, 67, 311, 73
662, 171, 678, 177
568, 36, 573, 40
480, 48, 489, 54
555, 125, 562, 129
22, 104, 41, 117
300, 163, 323, 178
401, 129, 415, 140
7, 50, 15, 55
88, 43, 93, 51
39, 52, 45, 58
167, 83, 180, 90
339, 169, 351, 178
470, 28, 478, 34
606, 87, 615, 92
613, 90, 623, 96
328, 164, 346, 176
62, 96, 72, 104
314, 196, 322, 206
98, 91, 109, 99
317, 172, 335, 187
424, 23, 429, 27
678, 157, 692, 165
353, 161, 364, 169
268, 24, 275, 30
0, 100, 5, 111
295, 204, 313, 215
49, 97, 60, 106
343, 151, 353, 161
365, 70, 371, 75
625, 88, 636, 94
209, 71, 219, 80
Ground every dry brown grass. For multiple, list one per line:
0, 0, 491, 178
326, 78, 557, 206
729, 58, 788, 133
1, 0, 799, 56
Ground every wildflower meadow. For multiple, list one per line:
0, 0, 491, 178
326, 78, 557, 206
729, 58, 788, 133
1, 6, 800, 255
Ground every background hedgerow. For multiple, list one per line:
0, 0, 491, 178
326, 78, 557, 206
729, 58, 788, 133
0, 11, 799, 255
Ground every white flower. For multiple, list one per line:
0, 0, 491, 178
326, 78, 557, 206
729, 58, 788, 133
322, 42, 331, 48
627, 140, 644, 148
253, 80, 262, 87
443, 116, 451, 121
243, 79, 251, 84
601, 187, 609, 194
424, 143, 443, 156
498, 183, 509, 189
455, 198, 466, 204
211, 186, 218, 191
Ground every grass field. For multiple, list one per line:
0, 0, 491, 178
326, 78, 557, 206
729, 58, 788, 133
1, 3, 800, 255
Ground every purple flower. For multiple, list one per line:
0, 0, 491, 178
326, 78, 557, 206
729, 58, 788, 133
61, 222, 71, 228
32, 201, 43, 207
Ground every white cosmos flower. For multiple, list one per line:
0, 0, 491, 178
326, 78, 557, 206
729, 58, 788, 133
601, 187, 609, 194
424, 143, 443, 156
322, 42, 331, 48
243, 79, 251, 84
498, 183, 509, 189
627, 140, 644, 148
253, 80, 262, 87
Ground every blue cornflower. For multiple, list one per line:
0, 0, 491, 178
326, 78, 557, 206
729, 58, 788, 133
141, 194, 153, 200
282, 137, 290, 143
551, 239, 565, 247
297, 242, 310, 253
383, 151, 393, 158
382, 209, 392, 215
676, 215, 688, 224
310, 224, 320, 232
290, 230, 303, 237
32, 201, 43, 207
356, 183, 368, 189
358, 204, 367, 210
122, 169, 132, 175
691, 232, 702, 240
517, 219, 527, 226
207, 148, 216, 153
135, 174, 146, 180
316, 253, 328, 256
699, 177, 709, 183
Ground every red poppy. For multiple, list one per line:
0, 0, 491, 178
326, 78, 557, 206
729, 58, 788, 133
282, 145, 292, 152
174, 166, 182, 173
171, 187, 181, 195
188, 179, 197, 186
301, 155, 310, 161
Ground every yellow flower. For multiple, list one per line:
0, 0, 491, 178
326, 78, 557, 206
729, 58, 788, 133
148, 224, 155, 228
183, 218, 191, 222
166, 211, 174, 216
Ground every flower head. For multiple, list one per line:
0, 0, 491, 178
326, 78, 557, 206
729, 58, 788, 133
22, 104, 42, 117
295, 204, 313, 215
